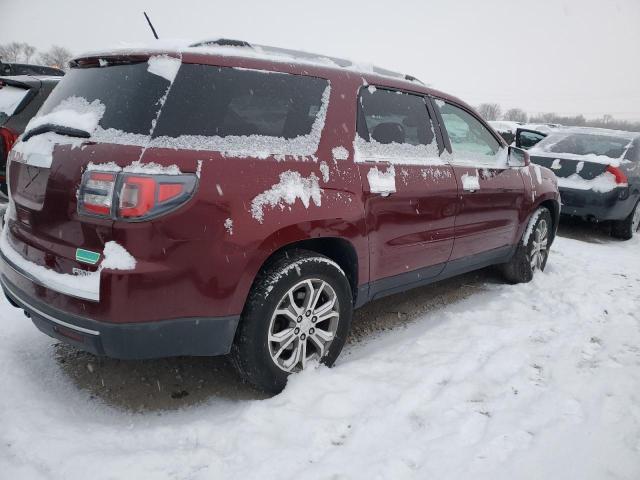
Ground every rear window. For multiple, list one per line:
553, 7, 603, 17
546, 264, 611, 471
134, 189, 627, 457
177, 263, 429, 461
153, 65, 329, 139
535, 133, 632, 159
0, 84, 30, 123
36, 62, 169, 135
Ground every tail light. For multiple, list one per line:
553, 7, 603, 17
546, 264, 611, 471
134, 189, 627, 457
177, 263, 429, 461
606, 165, 628, 185
79, 171, 197, 221
0, 127, 19, 182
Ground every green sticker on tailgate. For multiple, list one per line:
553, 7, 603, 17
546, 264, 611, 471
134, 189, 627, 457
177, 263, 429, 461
76, 248, 101, 265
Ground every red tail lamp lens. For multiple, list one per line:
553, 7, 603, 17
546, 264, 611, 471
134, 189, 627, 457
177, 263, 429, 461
79, 170, 197, 220
606, 165, 627, 184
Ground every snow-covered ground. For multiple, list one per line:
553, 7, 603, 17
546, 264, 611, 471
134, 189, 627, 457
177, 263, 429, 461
1, 229, 639, 480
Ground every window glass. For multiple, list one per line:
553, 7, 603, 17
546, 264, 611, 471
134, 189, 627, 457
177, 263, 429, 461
519, 130, 546, 149
436, 100, 503, 165
38, 62, 169, 135
358, 88, 434, 146
154, 65, 328, 139
535, 133, 631, 159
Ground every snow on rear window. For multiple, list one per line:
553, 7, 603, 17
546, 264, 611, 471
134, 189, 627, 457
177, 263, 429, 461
150, 65, 331, 158
147, 55, 181, 82
26, 96, 105, 135
0, 85, 29, 118
532, 132, 632, 160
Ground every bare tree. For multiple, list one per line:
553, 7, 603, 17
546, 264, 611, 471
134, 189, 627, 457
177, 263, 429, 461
38, 45, 73, 70
477, 103, 502, 121
503, 108, 528, 123
22, 44, 36, 63
0, 42, 35, 62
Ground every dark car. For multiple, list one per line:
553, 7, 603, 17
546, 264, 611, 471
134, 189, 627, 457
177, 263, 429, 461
0, 76, 61, 199
528, 127, 640, 239
0, 60, 65, 77
0, 42, 560, 393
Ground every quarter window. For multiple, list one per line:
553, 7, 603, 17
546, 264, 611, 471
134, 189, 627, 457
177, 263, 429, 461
435, 100, 504, 165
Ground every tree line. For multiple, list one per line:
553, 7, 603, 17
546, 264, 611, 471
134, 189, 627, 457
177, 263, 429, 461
0, 42, 73, 70
477, 103, 640, 133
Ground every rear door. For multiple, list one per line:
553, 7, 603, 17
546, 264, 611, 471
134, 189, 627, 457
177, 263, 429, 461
355, 87, 458, 297
433, 99, 525, 261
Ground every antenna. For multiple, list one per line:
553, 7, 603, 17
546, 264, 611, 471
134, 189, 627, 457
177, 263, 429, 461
143, 12, 159, 40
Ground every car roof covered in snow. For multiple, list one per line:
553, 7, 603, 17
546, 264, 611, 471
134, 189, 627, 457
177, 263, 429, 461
72, 39, 473, 111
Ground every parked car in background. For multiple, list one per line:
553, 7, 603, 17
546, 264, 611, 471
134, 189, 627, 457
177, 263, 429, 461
0, 75, 61, 199
490, 121, 557, 148
0, 41, 560, 393
0, 60, 64, 77
528, 127, 640, 239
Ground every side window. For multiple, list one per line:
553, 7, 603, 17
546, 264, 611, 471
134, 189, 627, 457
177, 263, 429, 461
356, 87, 439, 163
435, 100, 504, 165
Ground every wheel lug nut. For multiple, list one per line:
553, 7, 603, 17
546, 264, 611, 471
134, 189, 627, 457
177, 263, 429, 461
309, 328, 315, 334
301, 333, 306, 340
297, 316, 302, 323
306, 310, 311, 317
294, 327, 300, 334
312, 316, 317, 323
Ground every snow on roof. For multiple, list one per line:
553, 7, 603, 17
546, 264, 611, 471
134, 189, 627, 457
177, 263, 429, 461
76, 38, 423, 86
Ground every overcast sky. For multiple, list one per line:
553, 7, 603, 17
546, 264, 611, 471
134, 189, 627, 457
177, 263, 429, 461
3, 0, 639, 120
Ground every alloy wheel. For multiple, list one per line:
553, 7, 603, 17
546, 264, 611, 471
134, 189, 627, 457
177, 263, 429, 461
530, 218, 549, 271
268, 278, 340, 372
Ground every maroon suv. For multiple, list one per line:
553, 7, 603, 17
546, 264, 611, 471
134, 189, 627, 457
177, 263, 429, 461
0, 42, 560, 392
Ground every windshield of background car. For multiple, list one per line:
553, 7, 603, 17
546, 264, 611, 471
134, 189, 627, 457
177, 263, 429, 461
533, 132, 632, 158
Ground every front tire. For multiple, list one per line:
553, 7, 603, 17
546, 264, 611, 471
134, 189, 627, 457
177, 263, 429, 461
501, 207, 552, 284
232, 249, 352, 394
611, 201, 640, 240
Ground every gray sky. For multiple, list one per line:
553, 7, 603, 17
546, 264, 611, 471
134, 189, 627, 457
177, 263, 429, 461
3, 0, 639, 120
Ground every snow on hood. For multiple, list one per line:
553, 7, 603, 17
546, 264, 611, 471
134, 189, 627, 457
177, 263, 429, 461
250, 171, 322, 223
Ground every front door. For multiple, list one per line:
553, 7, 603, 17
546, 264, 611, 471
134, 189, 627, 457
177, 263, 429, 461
432, 99, 525, 262
355, 87, 459, 298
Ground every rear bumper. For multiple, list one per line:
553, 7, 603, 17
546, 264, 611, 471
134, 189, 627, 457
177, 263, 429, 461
559, 186, 639, 221
1, 272, 240, 360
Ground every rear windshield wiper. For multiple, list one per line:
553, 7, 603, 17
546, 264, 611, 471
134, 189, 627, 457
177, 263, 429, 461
22, 123, 91, 143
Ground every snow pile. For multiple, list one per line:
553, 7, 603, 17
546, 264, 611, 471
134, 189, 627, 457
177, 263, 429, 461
224, 218, 233, 235
367, 165, 396, 195
332, 146, 349, 161
12, 97, 106, 169
86, 161, 182, 175
319, 161, 330, 182
0, 234, 639, 479
461, 171, 480, 191
250, 171, 322, 223
354, 136, 443, 166
100, 242, 136, 271
25, 96, 105, 135
147, 55, 181, 82
557, 171, 623, 193
150, 85, 331, 159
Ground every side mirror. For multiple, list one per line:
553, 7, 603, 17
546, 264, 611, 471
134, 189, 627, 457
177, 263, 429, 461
508, 146, 529, 167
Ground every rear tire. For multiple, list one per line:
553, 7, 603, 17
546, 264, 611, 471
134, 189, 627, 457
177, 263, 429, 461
501, 207, 552, 284
611, 201, 640, 240
231, 249, 352, 394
